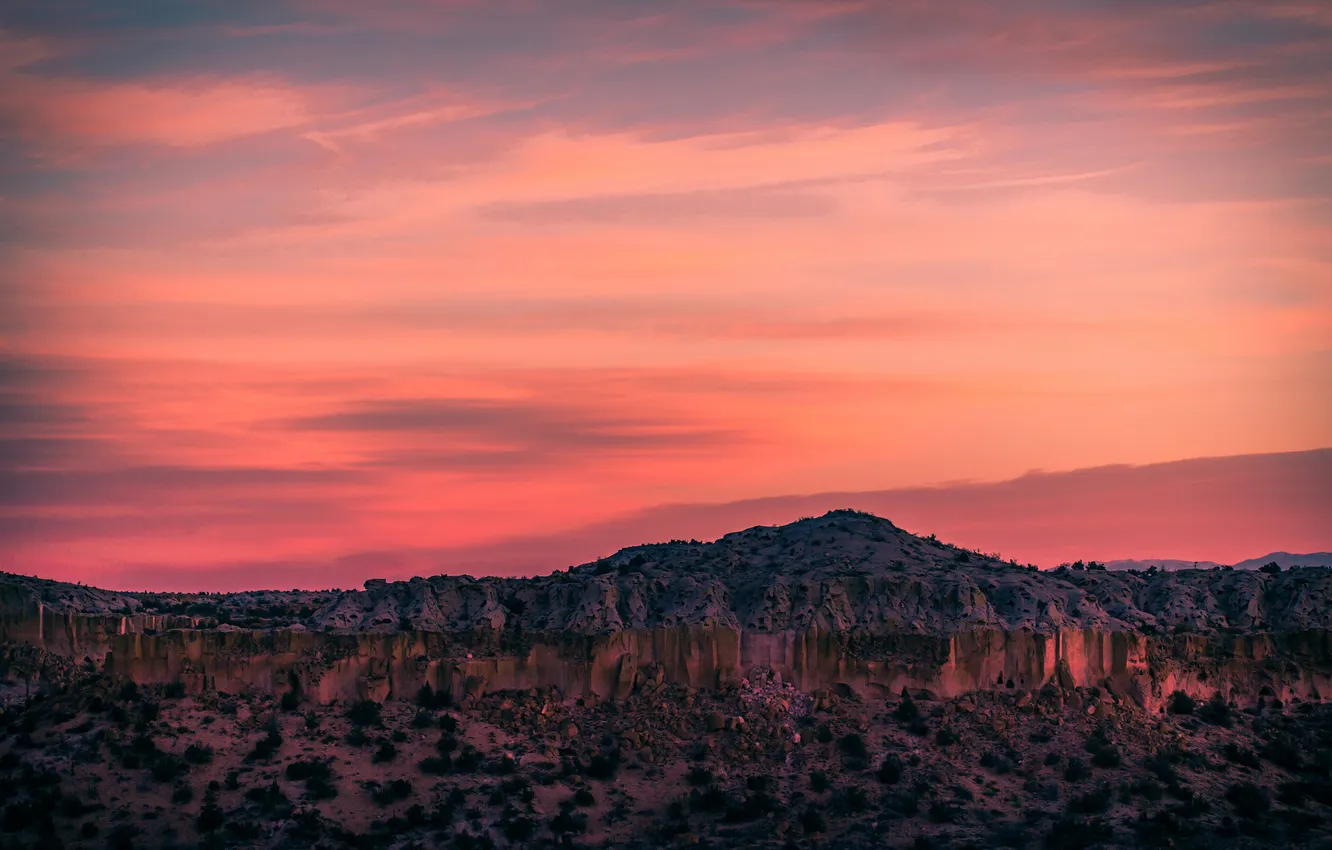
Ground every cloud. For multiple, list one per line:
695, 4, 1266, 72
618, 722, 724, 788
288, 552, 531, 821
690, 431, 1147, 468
282, 397, 740, 455
477, 185, 837, 224
0, 465, 367, 508
1, 74, 316, 148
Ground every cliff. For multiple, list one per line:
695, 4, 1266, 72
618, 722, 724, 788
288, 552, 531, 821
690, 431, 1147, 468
3, 511, 1330, 708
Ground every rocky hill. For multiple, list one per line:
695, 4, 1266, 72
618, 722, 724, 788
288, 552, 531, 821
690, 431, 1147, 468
2, 511, 1330, 710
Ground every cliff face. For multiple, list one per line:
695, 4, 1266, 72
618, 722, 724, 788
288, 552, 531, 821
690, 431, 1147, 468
4, 511, 1331, 708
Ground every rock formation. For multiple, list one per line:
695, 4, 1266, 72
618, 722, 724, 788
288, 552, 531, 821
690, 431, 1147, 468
3, 511, 1331, 709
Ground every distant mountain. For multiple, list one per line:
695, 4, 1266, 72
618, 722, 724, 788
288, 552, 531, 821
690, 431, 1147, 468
1105, 552, 1332, 572
1234, 552, 1332, 570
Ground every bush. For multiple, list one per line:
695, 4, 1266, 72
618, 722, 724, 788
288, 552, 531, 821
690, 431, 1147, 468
246, 728, 282, 761
1198, 695, 1231, 727
280, 691, 300, 712
171, 783, 194, 804
184, 743, 214, 765
419, 756, 451, 776
573, 787, 596, 806
163, 682, 186, 699
837, 733, 868, 760
877, 755, 903, 785
1090, 745, 1121, 768
1223, 743, 1260, 769
285, 760, 332, 782
896, 694, 920, 723
935, 727, 960, 746
197, 795, 224, 833
587, 752, 620, 781
1067, 786, 1112, 814
373, 743, 398, 764
372, 778, 414, 805
1064, 758, 1090, 782
1225, 782, 1270, 819
801, 806, 826, 834
810, 770, 831, 792
686, 766, 713, 787
151, 756, 186, 782
1167, 691, 1196, 715
346, 700, 382, 727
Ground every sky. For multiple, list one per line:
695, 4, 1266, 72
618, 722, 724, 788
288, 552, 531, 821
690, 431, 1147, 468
1, 1, 1329, 590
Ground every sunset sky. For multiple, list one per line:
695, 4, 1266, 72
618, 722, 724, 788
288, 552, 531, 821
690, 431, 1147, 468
1, 1, 1329, 590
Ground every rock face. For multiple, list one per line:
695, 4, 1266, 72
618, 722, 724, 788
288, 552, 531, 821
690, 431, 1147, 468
3, 510, 1331, 708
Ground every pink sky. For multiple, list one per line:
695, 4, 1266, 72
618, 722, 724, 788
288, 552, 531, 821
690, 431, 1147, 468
1, 1, 1329, 589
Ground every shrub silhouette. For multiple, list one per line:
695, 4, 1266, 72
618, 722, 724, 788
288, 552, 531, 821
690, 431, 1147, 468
1225, 782, 1270, 819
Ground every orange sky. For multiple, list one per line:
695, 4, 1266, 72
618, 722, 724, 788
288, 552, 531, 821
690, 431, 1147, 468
1, 1, 1329, 589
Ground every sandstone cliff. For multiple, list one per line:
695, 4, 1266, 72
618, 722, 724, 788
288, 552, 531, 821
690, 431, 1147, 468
3, 511, 1330, 709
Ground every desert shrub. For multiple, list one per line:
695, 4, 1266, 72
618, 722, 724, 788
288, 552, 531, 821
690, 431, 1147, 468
437, 733, 459, 754
927, 800, 960, 823
285, 760, 332, 782
573, 787, 596, 806
184, 744, 214, 765
197, 794, 224, 833
1068, 786, 1112, 814
439, 713, 459, 734
896, 694, 920, 723
171, 783, 194, 804
550, 805, 588, 835
118, 682, 140, 702
454, 746, 483, 773
1167, 692, 1196, 715
412, 710, 435, 729
1262, 737, 1303, 771
224, 771, 240, 791
1091, 745, 1121, 768
1044, 752, 1063, 766
801, 806, 826, 834
280, 691, 300, 712
419, 755, 451, 775
587, 752, 620, 780
1225, 782, 1270, 819
1064, 758, 1090, 782
304, 711, 319, 730
1045, 815, 1113, 850
2, 801, 33, 831
151, 756, 186, 783
935, 727, 960, 746
810, 770, 831, 792
246, 728, 282, 761
981, 751, 1014, 774
1128, 778, 1163, 801
815, 724, 833, 744
877, 754, 904, 785
371, 778, 414, 805
837, 732, 868, 760
345, 726, 370, 747
686, 766, 713, 787
1223, 743, 1260, 769
1198, 695, 1231, 727
346, 700, 382, 727
373, 743, 398, 764
163, 682, 186, 699
831, 785, 870, 815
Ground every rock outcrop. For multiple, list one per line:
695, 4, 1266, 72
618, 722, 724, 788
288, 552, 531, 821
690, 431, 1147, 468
3, 511, 1330, 708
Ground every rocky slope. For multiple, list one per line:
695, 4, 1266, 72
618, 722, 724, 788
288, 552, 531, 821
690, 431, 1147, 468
3, 511, 1331, 710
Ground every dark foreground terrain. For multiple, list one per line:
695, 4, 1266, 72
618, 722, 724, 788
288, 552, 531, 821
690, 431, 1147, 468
2, 665, 1332, 849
